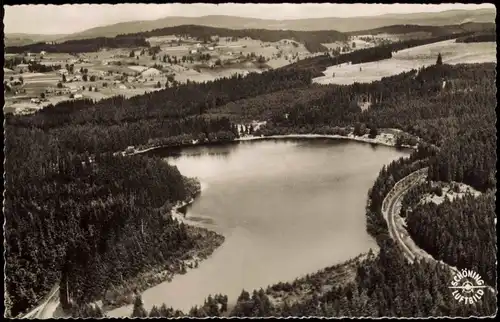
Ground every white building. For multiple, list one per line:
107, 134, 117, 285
190, 49, 198, 54
73, 94, 83, 99
58, 68, 69, 75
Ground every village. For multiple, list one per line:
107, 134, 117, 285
3, 33, 376, 115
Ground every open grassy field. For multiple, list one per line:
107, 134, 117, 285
313, 39, 496, 85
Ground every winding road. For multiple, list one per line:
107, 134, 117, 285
382, 167, 495, 294
381, 167, 429, 263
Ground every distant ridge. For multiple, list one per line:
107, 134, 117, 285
5, 8, 496, 45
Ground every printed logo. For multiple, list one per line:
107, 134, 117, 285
449, 269, 487, 304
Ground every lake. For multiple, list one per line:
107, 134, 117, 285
107, 138, 410, 316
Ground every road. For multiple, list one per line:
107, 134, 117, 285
382, 167, 495, 294
382, 167, 428, 263
21, 284, 60, 319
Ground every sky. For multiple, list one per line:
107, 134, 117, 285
4, 3, 496, 35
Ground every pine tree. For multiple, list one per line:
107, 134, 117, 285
131, 295, 147, 317
436, 53, 443, 65
149, 305, 161, 317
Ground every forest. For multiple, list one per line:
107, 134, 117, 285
4, 34, 496, 318
427, 126, 496, 191
347, 22, 495, 37
214, 63, 496, 149
4, 124, 225, 316
5, 35, 150, 54
4, 55, 26, 69
406, 193, 496, 286
26, 61, 62, 73
456, 32, 496, 43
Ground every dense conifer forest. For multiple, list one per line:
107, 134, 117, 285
5, 35, 150, 53
456, 32, 496, 43
347, 22, 495, 37
4, 28, 496, 318
4, 125, 224, 316
406, 193, 496, 286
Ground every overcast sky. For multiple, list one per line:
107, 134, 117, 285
4, 3, 496, 34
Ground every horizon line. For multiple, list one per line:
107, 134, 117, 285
5, 7, 495, 36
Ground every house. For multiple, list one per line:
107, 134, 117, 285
208, 46, 214, 51
196, 43, 202, 48
58, 68, 69, 75
30, 98, 41, 104
67, 84, 79, 93
40, 51, 46, 56
124, 146, 135, 155
73, 94, 83, 99
190, 49, 198, 54
118, 84, 127, 90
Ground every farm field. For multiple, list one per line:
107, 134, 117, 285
11, 33, 469, 115
313, 39, 496, 85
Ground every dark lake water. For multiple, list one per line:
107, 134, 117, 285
108, 138, 410, 316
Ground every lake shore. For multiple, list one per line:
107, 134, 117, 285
124, 128, 418, 157
236, 131, 417, 149
104, 130, 414, 317
99, 180, 224, 316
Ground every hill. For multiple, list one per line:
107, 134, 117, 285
4, 33, 69, 47
4, 25, 347, 54
347, 22, 495, 36
5, 8, 495, 45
